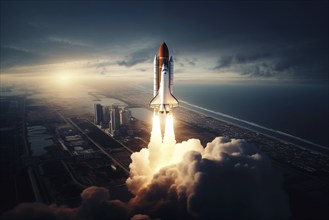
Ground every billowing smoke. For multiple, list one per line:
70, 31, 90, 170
127, 115, 290, 219
3, 115, 290, 219
2, 186, 131, 219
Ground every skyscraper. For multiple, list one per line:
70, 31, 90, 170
102, 106, 110, 128
94, 104, 103, 125
109, 105, 120, 136
120, 109, 131, 126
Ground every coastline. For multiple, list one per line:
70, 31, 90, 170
114, 86, 329, 155
178, 101, 329, 155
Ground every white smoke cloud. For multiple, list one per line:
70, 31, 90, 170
127, 134, 290, 220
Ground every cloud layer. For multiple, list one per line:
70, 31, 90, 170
1, 1, 327, 82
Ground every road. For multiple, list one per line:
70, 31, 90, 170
67, 118, 131, 175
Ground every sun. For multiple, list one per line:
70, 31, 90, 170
59, 74, 70, 81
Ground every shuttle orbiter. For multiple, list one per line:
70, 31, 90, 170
150, 42, 179, 114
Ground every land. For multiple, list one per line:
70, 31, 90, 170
0, 86, 328, 219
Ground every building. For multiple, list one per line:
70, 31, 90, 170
93, 103, 132, 136
94, 104, 103, 125
120, 108, 131, 126
102, 106, 110, 128
109, 105, 120, 136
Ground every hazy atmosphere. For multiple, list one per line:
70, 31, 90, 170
1, 1, 328, 83
1, 1, 328, 220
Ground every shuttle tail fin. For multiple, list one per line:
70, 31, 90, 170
150, 94, 161, 108
167, 92, 179, 107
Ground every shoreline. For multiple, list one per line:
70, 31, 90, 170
180, 104, 328, 155
178, 101, 329, 155
113, 87, 329, 155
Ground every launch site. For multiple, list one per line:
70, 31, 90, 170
1, 84, 329, 219
1, 1, 328, 220
1, 54, 328, 219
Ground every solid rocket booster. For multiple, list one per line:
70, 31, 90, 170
150, 42, 178, 114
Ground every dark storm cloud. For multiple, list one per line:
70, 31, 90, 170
184, 58, 197, 66
213, 41, 328, 81
88, 61, 115, 69
213, 52, 276, 78
242, 63, 275, 78
117, 47, 155, 67
273, 44, 329, 80
175, 57, 197, 69
214, 53, 271, 69
0, 1, 327, 82
213, 53, 276, 78
0, 46, 50, 69
215, 56, 234, 69
84, 46, 155, 75
83, 60, 112, 75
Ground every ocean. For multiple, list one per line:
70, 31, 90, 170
141, 83, 329, 148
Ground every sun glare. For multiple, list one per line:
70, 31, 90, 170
59, 74, 70, 81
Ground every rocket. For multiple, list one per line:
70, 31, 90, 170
150, 42, 179, 114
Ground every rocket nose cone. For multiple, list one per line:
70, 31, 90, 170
158, 42, 169, 58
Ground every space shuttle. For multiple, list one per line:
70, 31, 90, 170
150, 42, 179, 114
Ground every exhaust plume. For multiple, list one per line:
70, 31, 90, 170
127, 115, 290, 219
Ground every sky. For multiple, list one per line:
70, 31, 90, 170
1, 0, 328, 83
